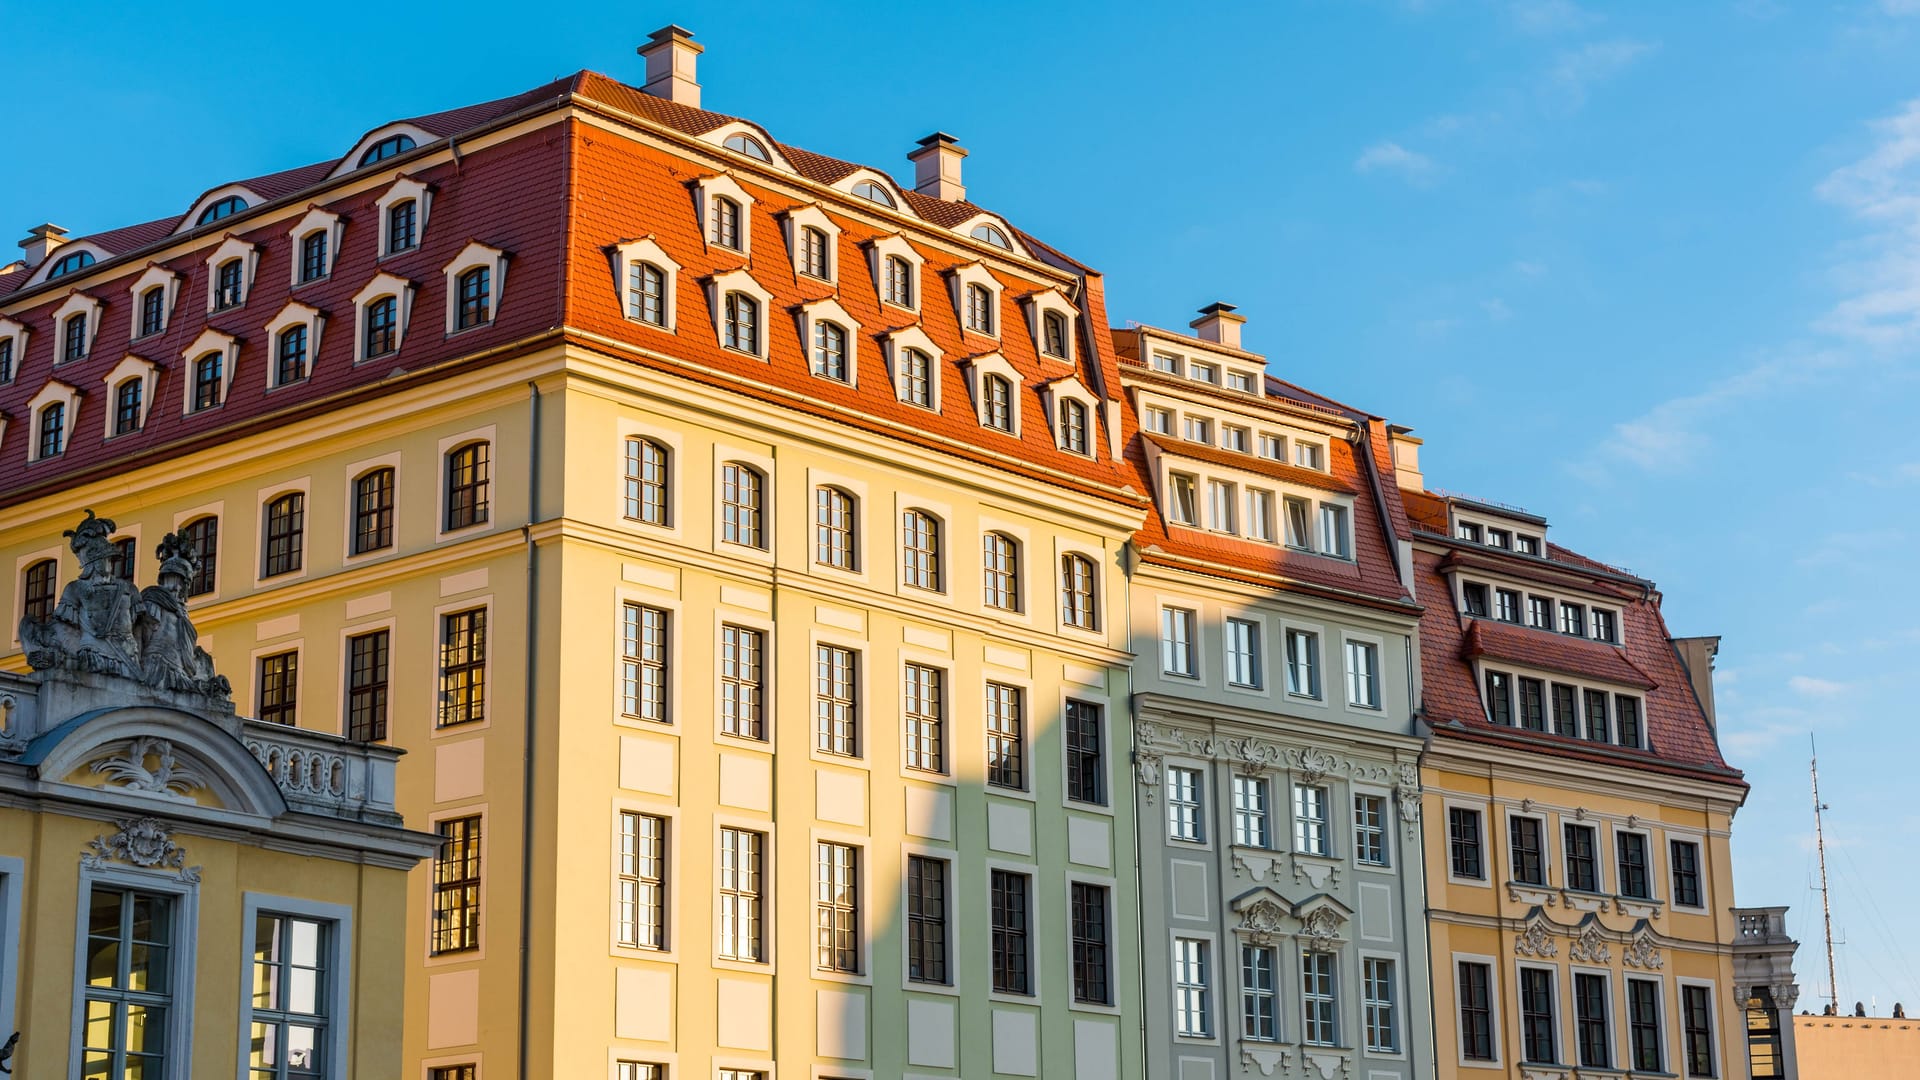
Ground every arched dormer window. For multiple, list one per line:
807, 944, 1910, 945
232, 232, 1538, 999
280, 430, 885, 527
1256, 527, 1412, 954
966, 283, 995, 335
100, 356, 157, 438
386, 200, 418, 255
723, 133, 770, 161
443, 241, 508, 335
852, 180, 896, 208
179, 328, 239, 414
197, 196, 247, 226
359, 134, 417, 167
275, 327, 309, 386
812, 321, 849, 381
112, 377, 143, 436
624, 438, 670, 525
711, 195, 743, 250
901, 510, 941, 591
1059, 398, 1090, 455
353, 273, 414, 362
884, 255, 913, 308
376, 177, 431, 256
264, 302, 324, 388
191, 352, 224, 412
299, 231, 329, 284
1060, 553, 1098, 630
61, 312, 89, 363
455, 267, 491, 330
630, 262, 667, 325
982, 532, 1020, 611
983, 374, 1014, 432
723, 292, 759, 353
1043, 310, 1070, 359
47, 250, 95, 279
213, 258, 245, 311
971, 224, 1012, 249
263, 492, 305, 577
444, 441, 491, 532
799, 226, 830, 279
36, 401, 66, 459
139, 287, 168, 337
127, 264, 181, 341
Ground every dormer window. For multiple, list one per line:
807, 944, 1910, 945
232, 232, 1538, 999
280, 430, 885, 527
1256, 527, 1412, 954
812, 321, 849, 381
1222, 425, 1250, 453
1150, 353, 1181, 375
264, 302, 323, 388
630, 262, 666, 324
1183, 416, 1211, 444
365, 298, 399, 357
62, 313, 89, 363
1527, 595, 1553, 629
1284, 496, 1311, 548
0, 338, 14, 383
299, 231, 329, 283
723, 133, 770, 161
711, 196, 742, 249
1558, 603, 1586, 637
1495, 588, 1521, 623
901, 348, 933, 407
455, 267, 492, 331
1487, 527, 1511, 549
112, 378, 142, 436
1318, 505, 1351, 558
1042, 311, 1069, 359
883, 255, 913, 307
138, 287, 167, 337
387, 200, 418, 254
1207, 480, 1237, 532
37, 401, 65, 458
1456, 521, 1482, 543
47, 251, 94, 279
376, 178, 431, 257
1462, 582, 1489, 617
965, 283, 994, 334
724, 292, 759, 353
1190, 361, 1219, 384
359, 134, 416, 167
1516, 534, 1542, 556
799, 227, 829, 279
1059, 399, 1089, 455
197, 196, 246, 226
1143, 407, 1171, 434
1168, 473, 1199, 524
276, 327, 309, 385
852, 180, 895, 207
971, 224, 1012, 249
1591, 609, 1618, 644
1226, 370, 1257, 393
213, 259, 244, 311
191, 352, 223, 411
1295, 442, 1325, 470
983, 375, 1013, 431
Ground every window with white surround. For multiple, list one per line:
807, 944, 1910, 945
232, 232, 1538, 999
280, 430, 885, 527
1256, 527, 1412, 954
1023, 288, 1077, 362
781, 204, 839, 282
1167, 766, 1204, 842
352, 273, 415, 363
27, 380, 79, 461
1222, 424, 1250, 452
882, 327, 942, 410
1293, 783, 1330, 855
1355, 793, 1389, 866
99, 356, 158, 437
1458, 959, 1498, 1062
625, 438, 670, 526
125, 266, 181, 341
239, 895, 352, 1080
1231, 775, 1270, 847
1318, 503, 1351, 558
707, 269, 775, 360
1575, 971, 1612, 1068
1364, 957, 1398, 1053
80, 881, 196, 1080
1226, 617, 1261, 688
287, 206, 345, 286
1302, 951, 1338, 1046
617, 812, 667, 949
179, 329, 240, 413
797, 298, 861, 385
867, 234, 922, 312
1150, 352, 1182, 375
1520, 963, 1558, 1065
1242, 944, 1280, 1042
1174, 937, 1213, 1037
1294, 441, 1325, 470
1206, 479, 1236, 532
1183, 415, 1212, 444
950, 262, 1001, 337
1345, 639, 1380, 708
1260, 433, 1285, 459
961, 352, 1022, 435
613, 237, 681, 332
265, 303, 325, 388
694, 173, 755, 254
1285, 628, 1320, 698
443, 242, 509, 334
1144, 406, 1172, 434
1189, 360, 1218, 384
982, 533, 1020, 611
0, 317, 26, 383
1227, 369, 1258, 393
1167, 473, 1199, 525
376, 177, 431, 257
51, 292, 103, 364
717, 827, 765, 962
1039, 375, 1100, 457
1161, 606, 1198, 677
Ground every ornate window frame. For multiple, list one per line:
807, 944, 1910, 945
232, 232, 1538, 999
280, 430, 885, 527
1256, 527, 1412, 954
376, 177, 433, 258
51, 291, 104, 365
611, 236, 682, 334
333, 121, 436, 178
99, 355, 159, 438
352, 273, 416, 363
26, 379, 80, 462
879, 326, 943, 412
442, 241, 509, 336
179, 328, 241, 415
286, 206, 346, 287
1037, 374, 1100, 458
264, 302, 327, 388
68, 857, 202, 1077
865, 234, 923, 313
177, 182, 260, 234
0, 316, 28, 383
202, 235, 260, 314
125, 265, 182, 342
780, 204, 840, 284
953, 211, 1029, 258
692, 173, 756, 256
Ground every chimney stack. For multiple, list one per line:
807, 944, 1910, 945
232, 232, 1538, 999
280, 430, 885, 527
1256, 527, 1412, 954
1189, 302, 1246, 350
907, 133, 968, 202
17, 223, 69, 270
638, 25, 704, 108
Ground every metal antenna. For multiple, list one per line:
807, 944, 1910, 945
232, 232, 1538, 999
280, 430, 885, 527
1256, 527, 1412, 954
1812, 735, 1839, 1011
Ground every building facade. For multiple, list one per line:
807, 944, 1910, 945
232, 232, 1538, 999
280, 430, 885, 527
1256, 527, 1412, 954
1733, 906, 1800, 1079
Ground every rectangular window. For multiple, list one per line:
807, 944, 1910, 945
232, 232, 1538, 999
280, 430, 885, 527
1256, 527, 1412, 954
82, 886, 177, 1080
1552, 683, 1580, 737
1584, 689, 1610, 742
985, 681, 1025, 790
1449, 807, 1485, 879
1221, 424, 1250, 451
990, 869, 1031, 994
1520, 966, 1557, 1064
1683, 984, 1717, 1077
1168, 473, 1198, 524
903, 663, 944, 772
1486, 670, 1513, 726
1227, 370, 1256, 392
1616, 695, 1643, 748
1206, 479, 1236, 532
430, 1067, 476, 1080
1318, 503, 1351, 558
1487, 527, 1511, 548
1246, 489, 1275, 542
1517, 534, 1542, 555
1560, 602, 1587, 637
1510, 816, 1546, 885
1496, 588, 1521, 622
1226, 617, 1262, 688
247, 910, 337, 1080
1285, 629, 1320, 697
616, 812, 665, 949
621, 604, 669, 722
1301, 951, 1337, 1046
717, 827, 764, 962
1519, 677, 1546, 731
1070, 882, 1111, 1005
1281, 495, 1313, 550
1151, 352, 1182, 374
1457, 521, 1483, 543
815, 842, 860, 973
438, 608, 486, 727
1363, 957, 1398, 1053
616, 1065, 662, 1080
1576, 972, 1612, 1068
1295, 442, 1324, 470
1617, 831, 1652, 899
815, 644, 859, 756
1629, 977, 1664, 1071
1161, 607, 1198, 677
1671, 839, 1703, 907
1190, 361, 1219, 384
1345, 640, 1380, 708
1231, 775, 1271, 848
346, 630, 389, 741
1144, 406, 1172, 433
1528, 595, 1554, 629
1293, 783, 1330, 856
432, 816, 481, 954
1173, 937, 1211, 1037
1592, 608, 1618, 642
1354, 793, 1389, 866
1183, 415, 1211, 443
1459, 961, 1495, 1061
1065, 699, 1105, 805
257, 650, 298, 726
1462, 582, 1489, 617
1241, 944, 1279, 1041
720, 624, 764, 740
907, 855, 948, 984
1565, 823, 1600, 892
1260, 433, 1285, 459
1167, 765, 1204, 842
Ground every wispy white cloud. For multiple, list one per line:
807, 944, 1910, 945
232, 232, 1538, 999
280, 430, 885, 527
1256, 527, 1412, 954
1355, 141, 1438, 183
1793, 527, 1907, 567
1548, 39, 1656, 107
1883, 0, 1920, 15
1815, 100, 1920, 346
1846, 461, 1920, 486
1482, 298, 1514, 321
1790, 675, 1851, 698
1509, 0, 1600, 34
1593, 346, 1848, 472
1514, 259, 1549, 277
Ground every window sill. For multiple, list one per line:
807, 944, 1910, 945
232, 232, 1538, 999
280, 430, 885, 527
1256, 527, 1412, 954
810, 968, 872, 987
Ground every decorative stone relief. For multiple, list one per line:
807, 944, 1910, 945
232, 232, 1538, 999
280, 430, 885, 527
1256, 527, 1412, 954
1236, 898, 1289, 946
1296, 747, 1340, 784
1515, 915, 1559, 958
81, 816, 202, 883
1771, 982, 1801, 1011
1568, 922, 1612, 964
0, 692, 23, 755
1232, 850, 1277, 882
1508, 883, 1556, 907
1240, 1048, 1289, 1077
1572, 806, 1589, 821
1292, 857, 1339, 890
1520, 1068, 1573, 1080
1395, 763, 1422, 839
1562, 890, 1610, 914
1134, 752, 1163, 803
1304, 1050, 1350, 1080
1297, 905, 1348, 953
89, 736, 205, 799
1622, 929, 1663, 970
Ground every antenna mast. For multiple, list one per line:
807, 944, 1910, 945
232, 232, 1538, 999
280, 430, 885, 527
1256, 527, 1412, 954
1812, 736, 1839, 1011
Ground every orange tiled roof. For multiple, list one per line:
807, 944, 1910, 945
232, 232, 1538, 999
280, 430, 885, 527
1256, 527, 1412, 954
1462, 618, 1657, 689
1140, 433, 1357, 494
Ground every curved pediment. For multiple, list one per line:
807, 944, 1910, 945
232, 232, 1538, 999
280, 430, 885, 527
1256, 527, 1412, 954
26, 706, 288, 819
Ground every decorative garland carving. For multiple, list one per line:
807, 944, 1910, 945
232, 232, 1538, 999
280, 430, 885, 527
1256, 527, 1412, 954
1568, 922, 1612, 964
90, 737, 205, 799
1516, 916, 1558, 958
81, 817, 201, 883
1134, 752, 1163, 803
1299, 906, 1346, 952
1622, 929, 1663, 970
1237, 898, 1289, 946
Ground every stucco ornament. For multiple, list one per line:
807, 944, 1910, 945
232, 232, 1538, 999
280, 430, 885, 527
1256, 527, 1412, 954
1296, 746, 1340, 784
90, 736, 205, 799
1771, 982, 1801, 1010
18, 510, 142, 678
1298, 906, 1345, 952
1622, 928, 1663, 970
82, 816, 202, 883
1395, 763, 1422, 838
1134, 751, 1163, 803
1239, 1047, 1289, 1077
1515, 914, 1559, 958
1237, 898, 1289, 946
1568, 921, 1612, 964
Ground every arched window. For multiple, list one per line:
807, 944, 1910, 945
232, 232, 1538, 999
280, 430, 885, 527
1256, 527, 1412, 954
37, 402, 65, 458
22, 559, 57, 621
721, 463, 764, 548
1042, 310, 1070, 358
276, 327, 309, 386
108, 537, 137, 581
1, 338, 14, 383
1059, 398, 1089, 455
982, 533, 1020, 611
445, 442, 490, 531
299, 231, 329, 283
723, 133, 770, 161
883, 255, 913, 307
386, 199, 418, 254
902, 511, 941, 591
364, 296, 399, 358
62, 313, 89, 362
971, 223, 1012, 249
798, 227, 829, 279
900, 348, 933, 408
624, 438, 669, 525
192, 352, 223, 411
353, 468, 395, 554
47, 250, 95, 278
181, 516, 218, 595
112, 378, 143, 436
627, 261, 666, 326
965, 283, 995, 334
1061, 553, 1098, 630
214, 257, 244, 310
263, 493, 305, 577
813, 321, 848, 381
983, 374, 1014, 432
723, 292, 759, 354
197, 195, 247, 226
138, 286, 167, 337
852, 180, 895, 207
814, 486, 856, 570
711, 195, 742, 249
359, 134, 417, 167
456, 267, 491, 330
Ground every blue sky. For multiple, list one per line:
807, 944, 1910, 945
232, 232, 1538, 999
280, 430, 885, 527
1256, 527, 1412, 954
6, 0, 1919, 1010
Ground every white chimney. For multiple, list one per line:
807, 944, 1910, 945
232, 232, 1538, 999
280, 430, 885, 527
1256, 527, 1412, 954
638, 25, 703, 108
17, 223, 69, 271
1189, 302, 1246, 350
907, 132, 967, 202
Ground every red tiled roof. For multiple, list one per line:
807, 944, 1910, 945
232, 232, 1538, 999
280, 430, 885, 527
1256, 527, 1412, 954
1141, 432, 1356, 494
1462, 618, 1657, 689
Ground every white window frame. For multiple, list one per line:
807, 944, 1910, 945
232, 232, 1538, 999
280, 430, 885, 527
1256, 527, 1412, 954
1666, 830, 1709, 912
705, 269, 775, 361
1454, 952, 1504, 1069
612, 236, 682, 334
176, 182, 260, 235
1230, 774, 1271, 849
1342, 634, 1383, 710
125, 265, 182, 341
781, 204, 840, 283
100, 355, 159, 438
51, 291, 104, 364
1165, 763, 1206, 843
1675, 976, 1724, 1080
1170, 932, 1217, 1041
1292, 781, 1332, 856
797, 297, 863, 386
1571, 966, 1618, 1071
1225, 616, 1262, 689
1022, 287, 1078, 363
376, 176, 432, 257
693, 173, 756, 255
1514, 959, 1563, 1068
866, 233, 923, 313
948, 261, 1002, 339
1444, 799, 1492, 888
1361, 951, 1404, 1057
233, 893, 353, 1080
880, 326, 943, 411
1624, 973, 1668, 1074
180, 328, 242, 414
69, 863, 200, 1078
286, 206, 346, 287
959, 351, 1023, 436
201, 235, 261, 313
1283, 624, 1323, 701
351, 272, 417, 363
0, 317, 27, 383
264, 302, 327, 389
1503, 807, 1554, 889
1038, 375, 1100, 457
1160, 605, 1199, 678
443, 241, 510, 335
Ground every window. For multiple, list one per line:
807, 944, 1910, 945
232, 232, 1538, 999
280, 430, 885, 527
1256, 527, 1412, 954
617, 811, 666, 949
907, 856, 948, 983
188, 351, 223, 412
815, 842, 860, 973
624, 439, 669, 526
1462, 582, 1490, 617
139, 286, 167, 336
346, 630, 389, 741
1227, 370, 1256, 392
432, 816, 481, 953
200, 195, 247, 225
1459, 961, 1495, 1061
1496, 588, 1521, 622
49, 249, 96, 276
882, 255, 913, 307
723, 132, 769, 160
1301, 952, 1337, 1046
1486, 670, 1513, 726
900, 347, 932, 407
815, 644, 858, 756
1150, 352, 1182, 375
182, 516, 217, 596
717, 828, 764, 961
352, 469, 395, 554
621, 603, 668, 721
964, 283, 994, 334
711, 195, 742, 249
803, 486, 854, 570
454, 267, 491, 330
1572, 689, 1608, 744
1345, 640, 1380, 707
37, 402, 66, 458
444, 442, 489, 531
972, 223, 1012, 248
1183, 415, 1211, 444
626, 261, 667, 326
722, 292, 759, 353
1232, 775, 1271, 848
275, 326, 308, 386
1519, 677, 1546, 731
1487, 527, 1511, 549
82, 886, 176, 1080
1616, 695, 1643, 748
1246, 490, 1275, 542
1189, 361, 1219, 384
359, 133, 416, 165
1617, 831, 1652, 899
1671, 839, 1703, 907
1456, 521, 1483, 543
108, 537, 136, 580
1167, 765, 1204, 842
983, 534, 1029, 611
982, 374, 1014, 431
1685, 984, 1718, 1077
990, 869, 1031, 994
1521, 966, 1557, 1064
363, 296, 398, 358
1592, 608, 1618, 643
387, 200, 417, 254
985, 682, 1024, 790
1518, 534, 1542, 555
903, 663, 943, 772
1065, 700, 1104, 804
1510, 816, 1546, 885
1748, 988, 1785, 1078
1293, 783, 1330, 856
1242, 945, 1278, 1041
258, 651, 298, 725
1167, 473, 1199, 525
1226, 618, 1261, 688
1174, 938, 1212, 1037
1318, 503, 1351, 558
113, 378, 143, 435
1575, 972, 1611, 1068
1364, 957, 1398, 1052
0, 338, 11, 382
1060, 553, 1096, 628
1070, 883, 1110, 1005
438, 608, 486, 726
1565, 823, 1600, 892
720, 625, 764, 739
616, 1065, 661, 1080
1222, 425, 1250, 453
1560, 602, 1586, 637
214, 259, 244, 311
1042, 310, 1069, 358
1162, 607, 1198, 677
1355, 794, 1389, 866
901, 511, 941, 591
298, 231, 328, 284
798, 227, 829, 279
263, 493, 304, 577
1552, 682, 1580, 737
812, 321, 849, 380
1206, 480, 1236, 532
246, 911, 333, 1080
721, 463, 764, 547
1143, 406, 1172, 434
1285, 629, 1320, 698
852, 179, 895, 206
1058, 398, 1089, 454
1449, 807, 1485, 879
1283, 496, 1312, 549
1629, 978, 1663, 1071
1295, 442, 1324, 470
1528, 595, 1554, 629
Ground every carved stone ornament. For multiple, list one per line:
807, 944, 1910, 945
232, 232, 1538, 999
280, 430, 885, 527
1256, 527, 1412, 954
90, 736, 205, 799
1573, 806, 1589, 821
1231, 850, 1277, 882
1134, 752, 1163, 803
1395, 763, 1422, 839
1772, 982, 1801, 1011
1293, 857, 1339, 890
1515, 915, 1559, 958
1622, 929, 1663, 970
1237, 898, 1289, 946
81, 816, 202, 883
0, 692, 23, 755
1304, 1050, 1351, 1080
1297, 746, 1340, 784
1299, 905, 1346, 952
1568, 921, 1612, 964
1520, 797, 1536, 813
1240, 1047, 1290, 1077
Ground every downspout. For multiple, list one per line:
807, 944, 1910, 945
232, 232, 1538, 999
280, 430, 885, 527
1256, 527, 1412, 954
1122, 539, 1151, 1078
517, 380, 541, 1080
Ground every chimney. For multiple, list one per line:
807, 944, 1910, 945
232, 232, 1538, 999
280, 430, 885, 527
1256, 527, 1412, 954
1388, 425, 1426, 492
1189, 302, 1246, 350
908, 133, 968, 202
638, 25, 704, 108
17, 223, 69, 270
